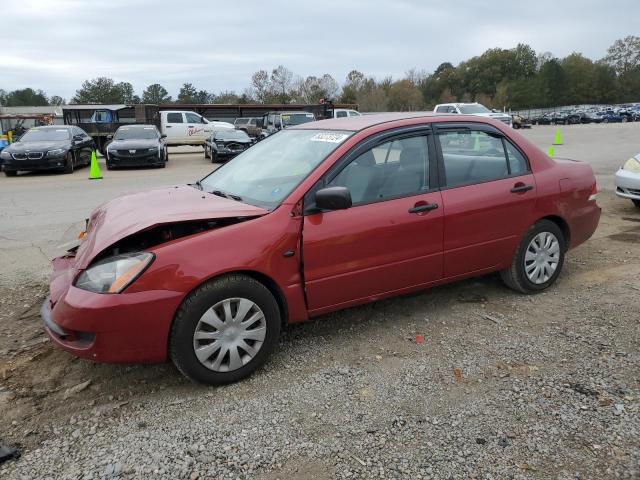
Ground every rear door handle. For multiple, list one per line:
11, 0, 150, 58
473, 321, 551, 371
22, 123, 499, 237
510, 184, 533, 193
408, 203, 439, 214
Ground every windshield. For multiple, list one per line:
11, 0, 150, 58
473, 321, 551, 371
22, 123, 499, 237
459, 104, 492, 114
20, 128, 70, 142
281, 113, 315, 126
115, 127, 158, 140
213, 130, 250, 141
200, 129, 353, 209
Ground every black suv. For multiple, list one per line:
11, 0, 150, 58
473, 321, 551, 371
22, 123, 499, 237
0, 125, 94, 176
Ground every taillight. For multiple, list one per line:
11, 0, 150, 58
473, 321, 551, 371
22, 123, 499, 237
588, 183, 598, 202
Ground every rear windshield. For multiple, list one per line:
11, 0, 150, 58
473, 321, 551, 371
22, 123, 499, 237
114, 127, 158, 140
20, 129, 70, 141
458, 104, 491, 114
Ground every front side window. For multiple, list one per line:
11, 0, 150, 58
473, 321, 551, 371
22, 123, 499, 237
200, 129, 353, 209
336, 111, 348, 118
328, 135, 429, 205
438, 130, 512, 187
166, 113, 183, 123
185, 112, 204, 124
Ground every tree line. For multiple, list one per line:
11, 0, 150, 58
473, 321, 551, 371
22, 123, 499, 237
1, 36, 638, 111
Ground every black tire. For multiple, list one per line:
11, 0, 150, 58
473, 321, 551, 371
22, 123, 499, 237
211, 151, 218, 163
500, 219, 565, 294
106, 162, 114, 170
4, 169, 17, 177
169, 274, 281, 385
165, 149, 169, 162
63, 152, 74, 174
204, 145, 210, 159
632, 199, 640, 208
158, 162, 166, 168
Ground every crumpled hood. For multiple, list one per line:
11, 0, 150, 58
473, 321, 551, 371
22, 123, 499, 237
74, 185, 268, 269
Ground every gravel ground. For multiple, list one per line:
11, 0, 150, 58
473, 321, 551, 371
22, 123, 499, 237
1, 190, 638, 479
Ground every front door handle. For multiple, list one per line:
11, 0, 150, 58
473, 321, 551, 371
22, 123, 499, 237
408, 203, 439, 214
510, 184, 534, 193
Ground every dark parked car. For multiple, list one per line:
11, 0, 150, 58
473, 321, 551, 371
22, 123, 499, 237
204, 129, 253, 162
41, 113, 600, 385
0, 125, 94, 177
598, 111, 623, 123
532, 114, 552, 125
105, 125, 168, 169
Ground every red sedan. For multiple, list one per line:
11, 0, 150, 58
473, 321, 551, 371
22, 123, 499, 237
41, 113, 600, 384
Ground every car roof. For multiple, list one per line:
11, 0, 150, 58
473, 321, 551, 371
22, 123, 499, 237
32, 125, 73, 130
116, 124, 157, 129
294, 111, 463, 132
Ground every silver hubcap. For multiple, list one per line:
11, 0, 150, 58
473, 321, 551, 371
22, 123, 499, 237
525, 232, 560, 284
193, 298, 266, 372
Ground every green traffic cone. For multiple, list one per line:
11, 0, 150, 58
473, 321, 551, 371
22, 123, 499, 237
89, 150, 103, 180
553, 128, 562, 145
547, 146, 555, 157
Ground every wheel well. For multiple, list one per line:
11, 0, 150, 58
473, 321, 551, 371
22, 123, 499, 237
235, 270, 289, 327
540, 215, 571, 249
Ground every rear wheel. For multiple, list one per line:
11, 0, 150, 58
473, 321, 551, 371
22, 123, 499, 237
169, 274, 281, 385
500, 220, 565, 294
632, 199, 640, 208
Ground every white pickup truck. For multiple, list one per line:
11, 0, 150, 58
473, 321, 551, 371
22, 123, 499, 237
433, 103, 513, 127
160, 111, 233, 147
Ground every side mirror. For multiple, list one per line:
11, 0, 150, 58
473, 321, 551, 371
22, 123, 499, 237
106, 134, 113, 140
73, 134, 84, 142
160, 134, 167, 139
315, 186, 352, 211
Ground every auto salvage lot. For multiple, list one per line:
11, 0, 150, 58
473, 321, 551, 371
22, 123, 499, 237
0, 124, 639, 479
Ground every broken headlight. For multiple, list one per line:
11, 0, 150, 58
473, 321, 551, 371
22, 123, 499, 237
75, 252, 154, 294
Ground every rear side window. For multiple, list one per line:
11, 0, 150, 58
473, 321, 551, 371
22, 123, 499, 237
166, 113, 183, 123
438, 130, 510, 187
435, 106, 449, 113
336, 111, 348, 118
504, 141, 528, 175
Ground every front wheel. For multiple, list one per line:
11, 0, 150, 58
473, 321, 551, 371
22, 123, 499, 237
63, 152, 74, 174
632, 199, 640, 208
4, 169, 17, 177
169, 274, 281, 385
500, 219, 565, 294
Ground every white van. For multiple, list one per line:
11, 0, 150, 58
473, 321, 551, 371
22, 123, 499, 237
160, 111, 234, 146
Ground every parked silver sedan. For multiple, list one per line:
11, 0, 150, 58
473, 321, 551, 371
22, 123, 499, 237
615, 153, 640, 208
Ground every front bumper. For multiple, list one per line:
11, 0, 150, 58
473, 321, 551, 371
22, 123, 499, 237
614, 168, 640, 200
108, 152, 162, 166
3, 155, 66, 171
42, 264, 185, 363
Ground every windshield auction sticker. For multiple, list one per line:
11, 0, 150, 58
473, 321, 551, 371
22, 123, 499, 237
309, 132, 350, 143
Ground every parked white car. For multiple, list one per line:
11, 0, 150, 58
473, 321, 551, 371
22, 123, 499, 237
160, 111, 233, 147
333, 109, 362, 118
614, 153, 640, 208
434, 102, 513, 127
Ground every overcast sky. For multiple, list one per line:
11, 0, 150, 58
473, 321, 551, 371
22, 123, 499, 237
1, 0, 637, 100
